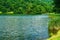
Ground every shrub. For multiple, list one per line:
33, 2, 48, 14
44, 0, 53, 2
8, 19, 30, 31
49, 14, 60, 37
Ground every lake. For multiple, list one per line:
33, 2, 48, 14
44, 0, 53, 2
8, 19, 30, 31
0, 15, 49, 40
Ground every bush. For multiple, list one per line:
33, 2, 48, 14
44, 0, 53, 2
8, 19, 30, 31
49, 14, 60, 37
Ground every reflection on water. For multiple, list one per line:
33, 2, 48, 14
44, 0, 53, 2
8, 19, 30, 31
0, 15, 49, 40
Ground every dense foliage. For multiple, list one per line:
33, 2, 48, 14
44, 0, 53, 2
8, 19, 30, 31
53, 0, 60, 13
0, 0, 53, 15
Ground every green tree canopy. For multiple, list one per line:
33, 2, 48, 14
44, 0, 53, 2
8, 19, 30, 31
0, 0, 54, 15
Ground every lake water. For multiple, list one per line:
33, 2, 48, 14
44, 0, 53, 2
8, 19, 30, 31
0, 15, 49, 40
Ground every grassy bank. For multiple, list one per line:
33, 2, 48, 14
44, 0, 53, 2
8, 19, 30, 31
48, 13, 60, 40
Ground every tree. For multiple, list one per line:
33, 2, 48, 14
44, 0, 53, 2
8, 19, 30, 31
0, 0, 54, 15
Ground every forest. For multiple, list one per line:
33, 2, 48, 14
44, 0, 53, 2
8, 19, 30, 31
0, 0, 54, 15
